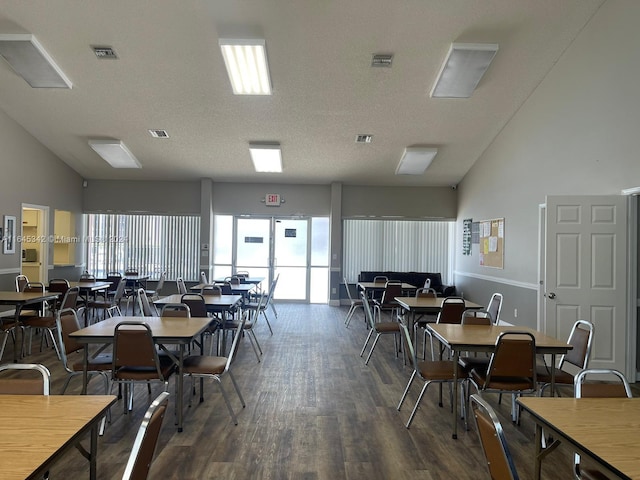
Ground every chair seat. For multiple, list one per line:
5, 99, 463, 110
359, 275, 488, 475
535, 365, 575, 385
22, 315, 56, 328
183, 355, 226, 375
374, 322, 400, 333
417, 360, 467, 380
115, 363, 175, 381
470, 370, 533, 391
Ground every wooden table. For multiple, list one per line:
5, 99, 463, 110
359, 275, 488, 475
190, 282, 255, 297
0, 394, 116, 480
427, 324, 572, 439
0, 290, 60, 361
518, 397, 640, 480
70, 315, 211, 432
154, 294, 243, 316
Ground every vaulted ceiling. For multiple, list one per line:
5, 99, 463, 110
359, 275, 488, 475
0, 0, 603, 186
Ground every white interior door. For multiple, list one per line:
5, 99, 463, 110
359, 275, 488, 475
544, 195, 629, 375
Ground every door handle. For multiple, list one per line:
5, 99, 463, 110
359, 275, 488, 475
546, 292, 556, 299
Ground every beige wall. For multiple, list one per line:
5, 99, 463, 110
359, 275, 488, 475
0, 108, 83, 288
455, 1, 640, 328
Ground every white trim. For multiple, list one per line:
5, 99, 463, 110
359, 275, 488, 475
0, 267, 20, 275
454, 270, 538, 290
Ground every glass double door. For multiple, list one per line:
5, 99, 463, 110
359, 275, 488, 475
235, 217, 309, 301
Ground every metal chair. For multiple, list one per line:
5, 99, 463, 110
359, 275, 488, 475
470, 394, 520, 480
573, 369, 632, 480
144, 271, 166, 302
397, 315, 467, 428
136, 288, 157, 316
426, 297, 466, 360
359, 292, 401, 365
487, 293, 503, 324
15, 274, 29, 292
122, 391, 170, 480
468, 331, 537, 423
88, 278, 126, 320
160, 303, 191, 317
457, 309, 494, 375
176, 277, 188, 295
181, 309, 247, 425
343, 276, 364, 328
0, 363, 51, 395
112, 321, 176, 413
200, 271, 208, 285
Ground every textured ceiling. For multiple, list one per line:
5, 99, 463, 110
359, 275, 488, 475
0, 0, 603, 186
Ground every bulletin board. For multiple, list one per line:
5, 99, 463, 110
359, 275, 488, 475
479, 218, 504, 269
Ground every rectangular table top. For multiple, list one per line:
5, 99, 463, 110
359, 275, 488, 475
0, 395, 116, 480
428, 323, 572, 354
357, 281, 416, 290
213, 277, 264, 285
68, 281, 111, 291
190, 283, 255, 293
154, 294, 242, 309
394, 296, 483, 311
518, 397, 640, 480
0, 291, 60, 305
70, 315, 212, 343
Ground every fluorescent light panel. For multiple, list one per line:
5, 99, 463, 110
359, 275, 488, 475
219, 39, 272, 95
88, 140, 141, 169
0, 34, 72, 88
396, 147, 438, 175
250, 144, 282, 172
431, 43, 498, 98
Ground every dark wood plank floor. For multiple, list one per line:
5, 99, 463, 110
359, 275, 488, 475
2, 304, 624, 479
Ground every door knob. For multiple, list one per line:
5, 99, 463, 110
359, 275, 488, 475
546, 292, 556, 299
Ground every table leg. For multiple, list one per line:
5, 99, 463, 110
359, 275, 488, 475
533, 421, 543, 480
550, 353, 557, 396
81, 346, 89, 394
89, 421, 98, 480
452, 349, 459, 439
177, 344, 185, 432
14, 304, 23, 362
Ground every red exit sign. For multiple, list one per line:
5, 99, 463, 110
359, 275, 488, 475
265, 193, 281, 206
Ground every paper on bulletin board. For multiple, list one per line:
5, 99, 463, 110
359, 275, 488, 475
479, 218, 504, 269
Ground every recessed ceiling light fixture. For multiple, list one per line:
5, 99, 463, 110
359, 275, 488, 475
249, 143, 282, 173
355, 134, 373, 144
148, 129, 169, 138
371, 54, 393, 67
430, 43, 498, 98
0, 33, 72, 88
92, 46, 118, 59
88, 139, 141, 169
396, 147, 438, 175
219, 38, 272, 95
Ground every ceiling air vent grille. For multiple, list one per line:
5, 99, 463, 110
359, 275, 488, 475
92, 46, 118, 59
355, 134, 373, 144
149, 129, 169, 138
371, 54, 393, 67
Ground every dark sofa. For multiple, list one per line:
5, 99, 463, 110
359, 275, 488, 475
358, 271, 456, 297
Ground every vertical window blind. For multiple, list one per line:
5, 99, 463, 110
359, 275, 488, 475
85, 214, 200, 280
343, 219, 454, 284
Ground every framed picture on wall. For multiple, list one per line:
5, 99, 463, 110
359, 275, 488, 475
3, 215, 16, 254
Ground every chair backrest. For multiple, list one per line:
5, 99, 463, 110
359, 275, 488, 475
470, 394, 520, 480
49, 278, 70, 295
106, 273, 122, 293
125, 268, 139, 276
155, 272, 166, 293
79, 272, 96, 281
266, 274, 280, 301
201, 284, 222, 297
415, 287, 436, 298
60, 286, 80, 310
559, 320, 594, 371
423, 277, 431, 289
56, 308, 84, 366
180, 294, 207, 317
373, 276, 388, 284
112, 277, 127, 302
461, 309, 493, 326
360, 292, 377, 329
200, 271, 208, 285
176, 277, 187, 294
15, 274, 28, 292
229, 276, 241, 286
224, 307, 248, 371
574, 368, 632, 398
343, 277, 356, 302
235, 271, 249, 279
220, 282, 233, 295
24, 282, 46, 315
137, 288, 155, 316
381, 281, 403, 304
484, 331, 536, 390
436, 297, 466, 324
487, 293, 503, 324
397, 316, 418, 372
161, 303, 191, 317
0, 363, 51, 395
122, 391, 170, 480
113, 322, 163, 373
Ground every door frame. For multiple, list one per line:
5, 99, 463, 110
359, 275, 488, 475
21, 203, 49, 285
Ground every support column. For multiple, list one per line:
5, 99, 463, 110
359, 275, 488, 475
329, 182, 342, 306
200, 178, 214, 282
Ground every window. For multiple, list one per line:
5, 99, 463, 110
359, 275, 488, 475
85, 214, 200, 280
342, 219, 454, 284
